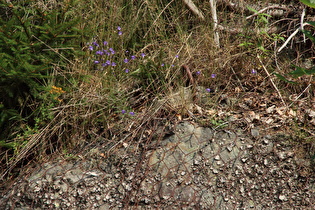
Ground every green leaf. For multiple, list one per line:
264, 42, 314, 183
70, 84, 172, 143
306, 21, 315, 27
56, 34, 80, 39
302, 29, 315, 42
289, 65, 315, 77
273, 73, 296, 84
247, 6, 258, 13
289, 65, 307, 77
0, 141, 16, 149
299, 0, 315, 8
305, 67, 315, 75
238, 42, 253, 47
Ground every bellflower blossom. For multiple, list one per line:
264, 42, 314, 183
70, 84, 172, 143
117, 26, 122, 35
109, 48, 115, 54
96, 50, 104, 55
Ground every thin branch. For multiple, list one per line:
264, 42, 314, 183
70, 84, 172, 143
277, 22, 310, 53
289, 83, 312, 107
209, 0, 220, 47
301, 8, 306, 43
258, 55, 287, 107
183, 0, 205, 20
246, 5, 288, 20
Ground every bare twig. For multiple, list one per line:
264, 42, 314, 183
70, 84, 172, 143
301, 8, 306, 43
246, 5, 288, 20
289, 83, 312, 107
209, 0, 220, 47
230, 66, 246, 92
257, 55, 287, 107
183, 0, 205, 20
216, 24, 243, 34
277, 22, 310, 53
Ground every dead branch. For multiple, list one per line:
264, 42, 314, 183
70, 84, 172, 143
210, 0, 220, 47
216, 24, 243, 34
258, 55, 287, 108
246, 5, 289, 20
183, 0, 205, 20
217, 0, 292, 17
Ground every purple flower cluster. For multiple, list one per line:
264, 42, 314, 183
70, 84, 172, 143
121, 110, 135, 116
117, 26, 122, 36
86, 27, 148, 73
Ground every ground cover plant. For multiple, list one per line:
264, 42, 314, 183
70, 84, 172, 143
0, 0, 314, 187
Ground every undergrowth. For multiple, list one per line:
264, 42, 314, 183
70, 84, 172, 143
0, 0, 314, 180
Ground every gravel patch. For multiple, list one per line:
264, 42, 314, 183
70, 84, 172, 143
1, 121, 314, 209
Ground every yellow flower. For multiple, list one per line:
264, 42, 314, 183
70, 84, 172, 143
49, 86, 66, 94
49, 86, 65, 102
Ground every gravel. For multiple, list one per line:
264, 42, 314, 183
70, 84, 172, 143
1, 121, 314, 209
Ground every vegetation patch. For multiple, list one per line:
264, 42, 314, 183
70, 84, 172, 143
0, 0, 314, 190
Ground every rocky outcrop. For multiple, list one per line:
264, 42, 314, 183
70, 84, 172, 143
1, 121, 314, 209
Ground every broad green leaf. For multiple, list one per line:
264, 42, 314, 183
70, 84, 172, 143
289, 65, 315, 77
306, 21, 315, 27
306, 67, 315, 75
289, 66, 308, 77
302, 30, 315, 42
273, 73, 296, 84
299, 0, 315, 8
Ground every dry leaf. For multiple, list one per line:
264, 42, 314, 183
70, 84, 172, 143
266, 105, 275, 113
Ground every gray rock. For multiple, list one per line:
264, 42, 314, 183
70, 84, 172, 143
1, 121, 314, 209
